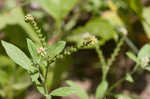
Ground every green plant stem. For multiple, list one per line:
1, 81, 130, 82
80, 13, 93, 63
44, 68, 49, 95
107, 64, 139, 94
36, 62, 48, 97
43, 61, 51, 98
107, 36, 125, 68
125, 37, 138, 54
106, 36, 138, 94
42, 44, 93, 98
95, 44, 107, 80
106, 36, 138, 93
36, 64, 44, 81
98, 36, 125, 83
108, 0, 138, 54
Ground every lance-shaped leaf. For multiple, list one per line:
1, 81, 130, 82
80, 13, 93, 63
145, 66, 150, 72
96, 80, 108, 99
35, 0, 77, 21
129, 0, 143, 15
67, 18, 117, 45
50, 87, 74, 96
1, 40, 32, 70
125, 73, 134, 83
47, 41, 66, 59
126, 52, 139, 63
27, 39, 39, 63
138, 44, 150, 59
66, 80, 89, 99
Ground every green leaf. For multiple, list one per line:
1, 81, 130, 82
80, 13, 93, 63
37, 86, 45, 95
129, 0, 143, 15
27, 39, 39, 63
30, 72, 40, 82
96, 80, 108, 99
35, 0, 77, 21
138, 44, 150, 60
125, 73, 134, 83
0, 7, 39, 43
47, 41, 66, 59
28, 71, 45, 94
46, 95, 52, 99
50, 87, 74, 96
66, 80, 89, 99
67, 18, 117, 45
1, 40, 32, 70
142, 7, 150, 38
89, 0, 102, 11
145, 66, 150, 71
102, 11, 124, 28
29, 72, 39, 80
126, 52, 139, 63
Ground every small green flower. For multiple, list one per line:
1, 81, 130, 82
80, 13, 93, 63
89, 36, 98, 44
37, 47, 47, 56
25, 14, 34, 22
141, 57, 149, 67
120, 27, 128, 36
83, 32, 98, 45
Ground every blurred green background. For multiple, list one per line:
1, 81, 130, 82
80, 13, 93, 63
0, 0, 150, 99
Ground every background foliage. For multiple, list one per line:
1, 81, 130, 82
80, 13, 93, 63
0, 0, 150, 99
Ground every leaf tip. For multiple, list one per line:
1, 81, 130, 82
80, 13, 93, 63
1, 40, 7, 48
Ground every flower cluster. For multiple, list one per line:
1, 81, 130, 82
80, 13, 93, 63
25, 14, 46, 47
141, 57, 149, 67
83, 32, 98, 45
25, 14, 34, 22
37, 47, 47, 56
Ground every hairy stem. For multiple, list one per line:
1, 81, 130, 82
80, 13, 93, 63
107, 36, 125, 68
125, 37, 138, 54
95, 44, 107, 80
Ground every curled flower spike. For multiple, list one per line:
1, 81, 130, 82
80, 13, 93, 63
83, 33, 98, 45
37, 47, 47, 56
25, 14, 34, 23
141, 57, 149, 67
89, 36, 98, 44
25, 14, 46, 47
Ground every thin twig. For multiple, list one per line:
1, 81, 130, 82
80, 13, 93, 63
95, 44, 107, 80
